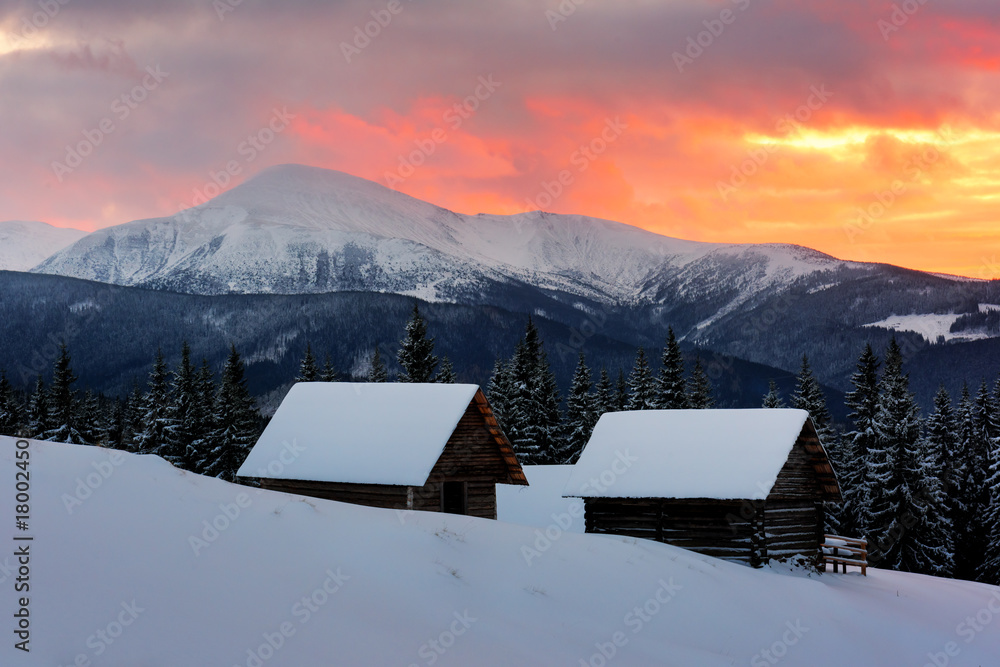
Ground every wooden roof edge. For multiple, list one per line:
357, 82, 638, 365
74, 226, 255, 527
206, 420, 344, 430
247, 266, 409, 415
470, 389, 529, 486
797, 418, 843, 502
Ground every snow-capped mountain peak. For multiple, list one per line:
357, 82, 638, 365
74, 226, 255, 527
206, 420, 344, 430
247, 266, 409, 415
0, 220, 88, 272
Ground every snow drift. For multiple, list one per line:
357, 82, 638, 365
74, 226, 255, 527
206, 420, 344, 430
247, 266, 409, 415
2, 437, 999, 666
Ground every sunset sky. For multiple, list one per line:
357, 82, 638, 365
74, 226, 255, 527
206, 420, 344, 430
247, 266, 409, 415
2, 0, 999, 277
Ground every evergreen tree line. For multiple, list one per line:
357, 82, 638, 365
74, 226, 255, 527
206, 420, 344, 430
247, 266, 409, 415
3, 304, 997, 584
766, 340, 1000, 585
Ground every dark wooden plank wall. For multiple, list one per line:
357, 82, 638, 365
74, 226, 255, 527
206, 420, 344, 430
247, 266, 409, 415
260, 479, 409, 509
584, 499, 757, 563
764, 500, 821, 561
768, 440, 824, 499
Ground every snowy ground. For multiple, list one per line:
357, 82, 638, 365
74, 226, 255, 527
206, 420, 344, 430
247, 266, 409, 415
3, 439, 1000, 666
863, 309, 1000, 343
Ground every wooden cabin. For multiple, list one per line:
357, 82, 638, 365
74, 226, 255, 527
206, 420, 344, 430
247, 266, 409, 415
237, 382, 527, 519
562, 408, 841, 567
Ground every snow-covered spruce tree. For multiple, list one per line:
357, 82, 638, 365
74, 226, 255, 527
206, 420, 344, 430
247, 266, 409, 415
983, 406, 1000, 584
504, 319, 564, 464
866, 338, 950, 574
367, 345, 389, 383
320, 355, 339, 382
965, 380, 998, 581
952, 383, 979, 580
839, 343, 881, 538
486, 357, 512, 434
135, 349, 177, 456
656, 327, 687, 409
118, 383, 144, 452
436, 356, 456, 383
792, 354, 833, 442
201, 345, 258, 483
614, 370, 628, 412
762, 380, 785, 408
296, 343, 319, 382
76, 390, 106, 447
564, 352, 597, 464
186, 359, 217, 473
163, 344, 198, 469
594, 367, 614, 417
925, 386, 964, 561
626, 347, 656, 411
686, 356, 715, 409
44, 344, 85, 444
24, 376, 49, 439
397, 303, 438, 383
0, 370, 21, 436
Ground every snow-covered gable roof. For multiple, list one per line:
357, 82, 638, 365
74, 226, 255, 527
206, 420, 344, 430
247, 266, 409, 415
563, 409, 819, 500
238, 382, 488, 486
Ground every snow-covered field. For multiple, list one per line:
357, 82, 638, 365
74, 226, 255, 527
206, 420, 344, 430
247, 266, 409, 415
3, 438, 1000, 666
863, 309, 1000, 343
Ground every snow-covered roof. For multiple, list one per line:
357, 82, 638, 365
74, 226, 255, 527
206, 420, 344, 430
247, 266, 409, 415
238, 382, 485, 486
563, 409, 814, 500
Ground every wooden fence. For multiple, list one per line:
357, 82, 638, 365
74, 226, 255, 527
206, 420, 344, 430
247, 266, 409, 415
821, 534, 867, 575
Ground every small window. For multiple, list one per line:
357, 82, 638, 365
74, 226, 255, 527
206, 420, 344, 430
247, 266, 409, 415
441, 481, 468, 515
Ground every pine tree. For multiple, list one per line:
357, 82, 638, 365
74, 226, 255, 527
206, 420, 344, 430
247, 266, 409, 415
953, 383, 979, 580
792, 354, 833, 441
296, 343, 319, 382
564, 352, 597, 463
656, 327, 687, 409
187, 360, 217, 472
164, 344, 198, 469
45, 343, 84, 444
486, 358, 512, 434
503, 319, 564, 464
762, 380, 784, 408
120, 383, 144, 452
687, 356, 714, 409
25, 376, 49, 439
201, 345, 258, 482
840, 343, 880, 538
367, 346, 388, 383
76, 390, 105, 447
614, 370, 628, 412
594, 367, 614, 417
397, 303, 438, 383
135, 349, 176, 456
865, 339, 948, 573
626, 347, 656, 411
965, 380, 998, 581
320, 355, 339, 382
983, 382, 1000, 583
923, 386, 962, 576
0, 370, 21, 436
436, 357, 457, 383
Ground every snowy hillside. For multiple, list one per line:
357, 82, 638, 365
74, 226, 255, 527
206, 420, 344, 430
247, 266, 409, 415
33, 164, 861, 305
5, 438, 1000, 666
0, 221, 87, 271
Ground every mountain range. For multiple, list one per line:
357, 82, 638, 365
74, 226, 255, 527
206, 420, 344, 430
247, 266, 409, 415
5, 164, 1000, 411
0, 220, 87, 271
